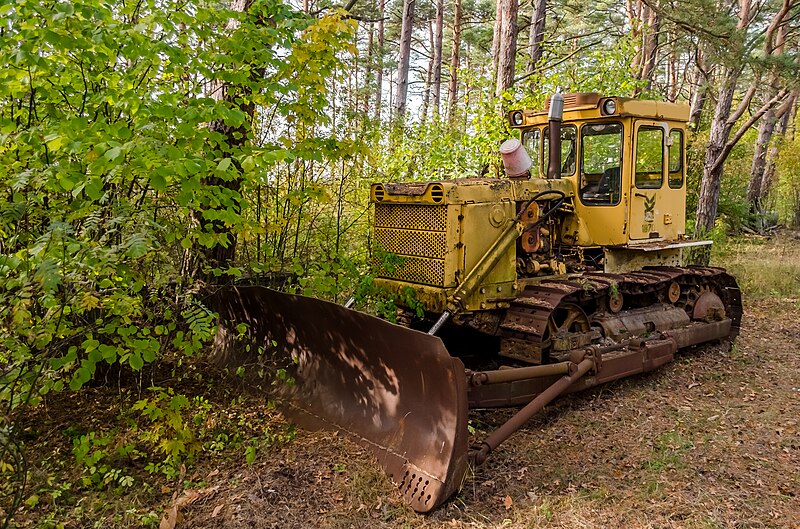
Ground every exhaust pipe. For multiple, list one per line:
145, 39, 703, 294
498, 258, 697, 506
547, 92, 564, 179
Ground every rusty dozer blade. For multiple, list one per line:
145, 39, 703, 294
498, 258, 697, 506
211, 286, 469, 512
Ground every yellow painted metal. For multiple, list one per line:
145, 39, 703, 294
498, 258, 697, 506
604, 247, 682, 273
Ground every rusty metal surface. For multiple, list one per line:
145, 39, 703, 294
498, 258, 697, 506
207, 267, 744, 512
593, 304, 690, 342
211, 286, 469, 513
469, 362, 573, 386
693, 291, 726, 321
665, 320, 732, 349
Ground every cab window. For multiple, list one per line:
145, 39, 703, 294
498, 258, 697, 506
522, 128, 541, 177
543, 125, 577, 177
580, 122, 623, 205
668, 129, 683, 189
635, 126, 664, 189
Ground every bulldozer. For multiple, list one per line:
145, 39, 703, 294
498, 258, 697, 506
212, 93, 742, 513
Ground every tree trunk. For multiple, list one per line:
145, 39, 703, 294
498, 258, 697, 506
761, 94, 796, 200
350, 26, 358, 114
495, 0, 518, 98
696, 72, 739, 235
490, 0, 503, 83
631, 2, 659, 95
749, 19, 791, 211
203, 0, 256, 273
431, 0, 444, 118
688, 53, 708, 130
394, 0, 415, 117
666, 32, 678, 102
462, 40, 471, 134
374, 0, 385, 123
627, 0, 643, 78
747, 107, 777, 213
447, 0, 462, 124
527, 0, 546, 84
365, 20, 374, 115
420, 20, 434, 125
640, 7, 659, 90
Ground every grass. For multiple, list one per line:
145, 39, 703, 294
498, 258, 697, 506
712, 234, 800, 299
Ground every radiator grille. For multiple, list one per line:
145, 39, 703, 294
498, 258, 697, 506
374, 204, 447, 232
373, 204, 448, 286
373, 228, 447, 257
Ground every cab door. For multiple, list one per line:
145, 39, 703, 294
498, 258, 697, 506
629, 120, 683, 240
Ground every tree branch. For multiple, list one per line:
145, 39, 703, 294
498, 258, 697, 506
710, 88, 790, 174
726, 84, 757, 126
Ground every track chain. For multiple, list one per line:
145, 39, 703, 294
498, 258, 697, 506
498, 266, 743, 363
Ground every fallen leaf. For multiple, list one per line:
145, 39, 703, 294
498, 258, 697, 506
161, 486, 221, 527
503, 495, 513, 510
211, 504, 224, 518
174, 485, 220, 508
159, 506, 179, 529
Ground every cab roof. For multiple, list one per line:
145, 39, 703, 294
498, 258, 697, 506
509, 93, 690, 128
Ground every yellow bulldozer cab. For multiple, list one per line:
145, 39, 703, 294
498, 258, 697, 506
511, 93, 690, 247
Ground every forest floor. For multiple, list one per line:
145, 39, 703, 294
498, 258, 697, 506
9, 234, 800, 529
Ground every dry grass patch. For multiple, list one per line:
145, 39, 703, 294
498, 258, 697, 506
712, 233, 800, 299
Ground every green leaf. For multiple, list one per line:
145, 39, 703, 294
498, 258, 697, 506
45, 134, 65, 151
85, 179, 103, 200
241, 156, 255, 172
183, 159, 202, 174
70, 367, 92, 391
151, 173, 167, 192
104, 146, 122, 161
129, 352, 144, 371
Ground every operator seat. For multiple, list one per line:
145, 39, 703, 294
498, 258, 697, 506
582, 166, 620, 204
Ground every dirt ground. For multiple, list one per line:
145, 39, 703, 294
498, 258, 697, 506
9, 240, 800, 529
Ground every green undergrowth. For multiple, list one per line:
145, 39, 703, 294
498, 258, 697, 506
9, 377, 295, 528
711, 234, 800, 299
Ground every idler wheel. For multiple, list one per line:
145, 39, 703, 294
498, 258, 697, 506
692, 291, 726, 322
